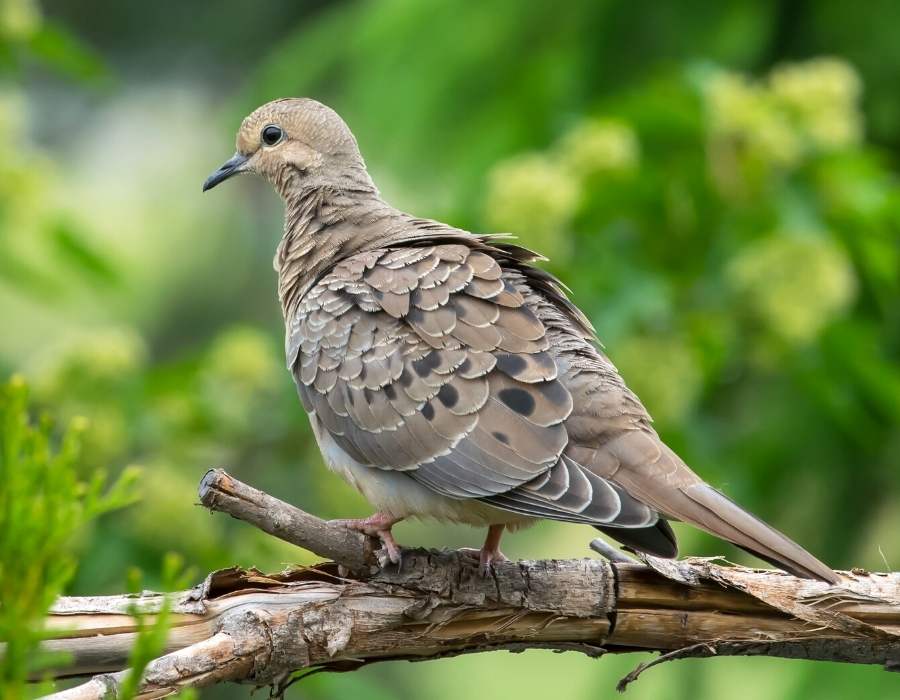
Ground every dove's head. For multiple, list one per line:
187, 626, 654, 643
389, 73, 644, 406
203, 98, 375, 196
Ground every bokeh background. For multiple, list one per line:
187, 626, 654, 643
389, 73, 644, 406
3, 0, 900, 698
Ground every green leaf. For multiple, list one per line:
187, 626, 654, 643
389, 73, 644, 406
0, 377, 140, 696
25, 21, 111, 86
49, 219, 122, 288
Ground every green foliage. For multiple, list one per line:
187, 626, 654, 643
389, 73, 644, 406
0, 88, 120, 306
119, 553, 194, 700
0, 377, 140, 699
0, 0, 108, 84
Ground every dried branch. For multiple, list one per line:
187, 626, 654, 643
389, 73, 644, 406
197, 468, 373, 574
26, 470, 900, 698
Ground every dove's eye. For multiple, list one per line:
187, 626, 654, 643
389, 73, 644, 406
261, 125, 283, 146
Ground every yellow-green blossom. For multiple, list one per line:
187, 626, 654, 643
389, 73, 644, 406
557, 119, 639, 177
726, 234, 857, 344
200, 326, 281, 431
36, 327, 147, 391
205, 326, 280, 392
485, 152, 579, 255
770, 58, 862, 150
706, 71, 801, 168
612, 333, 701, 425
706, 58, 863, 177
0, 0, 40, 40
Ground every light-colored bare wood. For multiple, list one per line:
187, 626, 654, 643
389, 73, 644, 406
18, 470, 900, 698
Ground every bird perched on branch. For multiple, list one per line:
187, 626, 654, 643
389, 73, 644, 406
203, 98, 839, 583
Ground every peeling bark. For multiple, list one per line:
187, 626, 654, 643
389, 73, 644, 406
18, 470, 900, 698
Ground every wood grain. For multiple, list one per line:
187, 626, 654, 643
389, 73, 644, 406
30, 470, 900, 698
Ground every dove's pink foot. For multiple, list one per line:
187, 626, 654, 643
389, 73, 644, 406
460, 524, 508, 576
328, 512, 403, 565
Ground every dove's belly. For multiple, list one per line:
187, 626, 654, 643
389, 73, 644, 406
310, 415, 534, 529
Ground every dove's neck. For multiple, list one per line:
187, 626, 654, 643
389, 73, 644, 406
275, 182, 398, 319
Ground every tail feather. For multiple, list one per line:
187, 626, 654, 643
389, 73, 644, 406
680, 483, 840, 584
601, 433, 840, 584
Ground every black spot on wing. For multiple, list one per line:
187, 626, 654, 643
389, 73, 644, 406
413, 351, 441, 377
422, 402, 435, 421
495, 353, 526, 376
498, 387, 535, 416
437, 383, 459, 408
492, 431, 509, 445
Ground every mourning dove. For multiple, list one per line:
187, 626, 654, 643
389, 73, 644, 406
203, 98, 839, 583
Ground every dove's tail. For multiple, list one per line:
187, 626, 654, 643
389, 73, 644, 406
605, 479, 840, 583
599, 435, 840, 584
674, 482, 840, 583
600, 483, 839, 583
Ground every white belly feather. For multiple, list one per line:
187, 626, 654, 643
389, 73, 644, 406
310, 415, 534, 530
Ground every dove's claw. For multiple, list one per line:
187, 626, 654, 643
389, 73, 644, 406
460, 524, 507, 576
377, 528, 402, 566
328, 512, 403, 568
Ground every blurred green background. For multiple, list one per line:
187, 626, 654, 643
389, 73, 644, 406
2, 0, 900, 698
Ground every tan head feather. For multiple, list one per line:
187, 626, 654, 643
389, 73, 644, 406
208, 98, 375, 197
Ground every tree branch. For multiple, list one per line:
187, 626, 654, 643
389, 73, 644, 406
197, 468, 374, 574
29, 469, 900, 697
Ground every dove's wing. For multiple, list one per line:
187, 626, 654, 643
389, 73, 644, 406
289, 242, 657, 531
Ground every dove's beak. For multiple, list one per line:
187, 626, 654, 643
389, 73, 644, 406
203, 152, 249, 192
